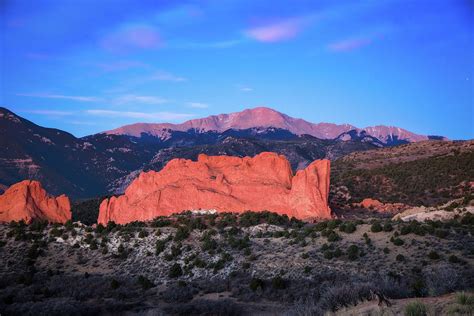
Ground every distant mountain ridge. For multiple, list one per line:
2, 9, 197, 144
0, 106, 449, 199
104, 107, 442, 144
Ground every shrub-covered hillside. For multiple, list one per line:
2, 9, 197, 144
331, 140, 474, 206
0, 211, 473, 315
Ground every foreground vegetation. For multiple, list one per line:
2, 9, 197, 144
0, 210, 472, 315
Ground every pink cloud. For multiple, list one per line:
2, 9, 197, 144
245, 17, 310, 43
328, 38, 373, 52
101, 26, 162, 52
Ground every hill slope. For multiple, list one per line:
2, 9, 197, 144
331, 140, 474, 206
0, 107, 113, 197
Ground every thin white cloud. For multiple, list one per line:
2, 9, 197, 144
206, 40, 242, 48
327, 37, 373, 52
236, 84, 253, 92
187, 102, 209, 108
95, 60, 147, 72
103, 70, 187, 92
326, 26, 391, 53
100, 25, 162, 53
177, 39, 243, 49
17, 93, 101, 102
113, 94, 168, 105
149, 70, 187, 82
21, 110, 74, 116
18, 92, 171, 106
68, 121, 98, 126
245, 15, 315, 43
85, 109, 193, 121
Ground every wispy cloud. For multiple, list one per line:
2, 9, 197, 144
155, 4, 204, 24
68, 121, 98, 126
149, 70, 187, 82
17, 92, 171, 106
327, 37, 373, 52
236, 84, 253, 92
20, 110, 74, 116
101, 25, 162, 53
245, 16, 314, 43
17, 93, 101, 102
187, 102, 208, 108
177, 39, 243, 49
85, 109, 193, 121
101, 69, 187, 94
113, 94, 168, 105
95, 60, 147, 72
205, 40, 242, 48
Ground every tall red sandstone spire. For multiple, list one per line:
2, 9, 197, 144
0, 180, 71, 224
98, 152, 331, 224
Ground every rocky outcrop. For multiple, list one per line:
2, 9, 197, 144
393, 206, 474, 222
393, 199, 474, 222
0, 180, 71, 223
98, 152, 331, 224
354, 198, 407, 213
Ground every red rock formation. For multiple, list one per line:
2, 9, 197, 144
354, 198, 407, 213
98, 152, 331, 224
0, 180, 71, 223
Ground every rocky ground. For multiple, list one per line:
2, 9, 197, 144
334, 292, 474, 316
0, 209, 473, 315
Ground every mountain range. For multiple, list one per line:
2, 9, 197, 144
0, 106, 446, 199
106, 107, 438, 144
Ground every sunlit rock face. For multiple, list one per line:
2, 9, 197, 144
354, 198, 408, 213
0, 180, 71, 224
105, 107, 357, 139
98, 152, 331, 225
105, 106, 434, 144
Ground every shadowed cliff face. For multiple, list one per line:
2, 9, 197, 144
0, 180, 71, 223
98, 152, 331, 224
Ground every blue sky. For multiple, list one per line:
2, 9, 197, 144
1, 0, 473, 139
